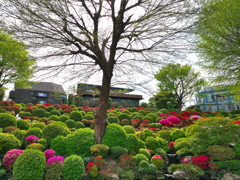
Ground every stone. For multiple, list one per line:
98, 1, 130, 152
221, 173, 240, 180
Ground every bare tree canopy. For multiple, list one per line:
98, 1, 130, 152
0, 0, 203, 143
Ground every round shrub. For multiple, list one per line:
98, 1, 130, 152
157, 129, 172, 142
3, 126, 19, 133
0, 133, 21, 157
38, 138, 47, 149
49, 110, 61, 116
44, 111, 50, 118
65, 128, 96, 156
171, 129, 186, 141
90, 144, 109, 156
154, 148, 168, 162
118, 113, 131, 121
24, 112, 32, 117
110, 146, 128, 160
2, 149, 24, 171
50, 136, 67, 156
46, 106, 56, 112
159, 109, 169, 114
65, 119, 75, 128
138, 148, 151, 160
151, 155, 165, 170
132, 114, 144, 121
123, 125, 135, 134
124, 134, 140, 154
32, 109, 46, 118
83, 114, 95, 120
58, 115, 70, 122
31, 122, 46, 130
43, 122, 70, 145
138, 110, 147, 116
150, 123, 162, 129
48, 115, 60, 121
219, 110, 229, 117
137, 160, 157, 174
146, 113, 158, 122
207, 145, 236, 161
17, 119, 30, 130
75, 121, 85, 129
139, 129, 157, 141
69, 111, 83, 121
121, 110, 130, 114
107, 116, 119, 124
26, 143, 45, 151
0, 113, 17, 129
102, 123, 127, 148
231, 109, 240, 114
133, 154, 149, 165
146, 137, 169, 151
25, 127, 42, 139
138, 139, 147, 149
11, 129, 26, 144
13, 149, 46, 180
144, 116, 153, 123
62, 155, 85, 180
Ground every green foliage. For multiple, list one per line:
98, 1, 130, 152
11, 129, 26, 144
207, 145, 236, 161
211, 160, 240, 175
118, 113, 131, 121
168, 163, 204, 180
138, 110, 147, 116
43, 122, 70, 145
58, 114, 70, 122
124, 134, 140, 154
83, 113, 95, 120
139, 129, 157, 141
49, 109, 61, 116
0, 113, 17, 129
25, 127, 42, 139
32, 109, 46, 118
137, 160, 157, 175
37, 138, 47, 149
110, 146, 128, 160
26, 143, 44, 151
13, 149, 46, 180
69, 111, 83, 121
31, 122, 46, 130
46, 106, 56, 112
50, 135, 67, 156
138, 148, 151, 160
159, 109, 169, 114
90, 144, 109, 156
150, 123, 162, 129
65, 119, 76, 128
132, 114, 144, 121
107, 116, 119, 124
138, 139, 147, 149
48, 115, 60, 121
63, 155, 85, 180
157, 130, 172, 142
153, 148, 168, 162
17, 119, 29, 130
123, 125, 135, 134
231, 110, 240, 115
133, 154, 149, 165
102, 123, 127, 148
170, 128, 186, 141
234, 141, 240, 159
219, 110, 229, 117
0, 133, 21, 157
66, 128, 96, 156
144, 115, 153, 123
75, 121, 85, 129
145, 137, 169, 151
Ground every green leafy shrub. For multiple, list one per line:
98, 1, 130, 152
58, 115, 70, 122
207, 145, 236, 161
26, 143, 45, 151
11, 129, 26, 144
138, 139, 147, 149
13, 149, 46, 180
43, 122, 70, 145
219, 110, 229, 117
65, 119, 76, 128
231, 109, 240, 114
44, 111, 50, 118
168, 163, 204, 180
234, 141, 240, 159
138, 148, 151, 160
133, 154, 149, 165
121, 110, 130, 114
0, 133, 21, 157
46, 106, 56, 112
150, 123, 162, 129
31, 122, 46, 130
49, 109, 61, 116
83, 114, 95, 120
144, 115, 154, 123
118, 113, 131, 121
69, 111, 83, 121
137, 160, 157, 174
138, 110, 147, 116
107, 116, 119, 124
211, 160, 240, 175
50, 135, 67, 156
24, 112, 32, 117
123, 125, 135, 134
17, 119, 30, 130
0, 113, 17, 129
32, 109, 46, 118
48, 115, 60, 121
171, 128, 186, 141
154, 148, 168, 162
25, 127, 42, 139
102, 123, 127, 148
110, 146, 128, 160
146, 137, 169, 151
62, 155, 85, 180
65, 128, 95, 156
90, 144, 109, 156
75, 121, 85, 129
132, 114, 144, 121
157, 129, 172, 142
124, 134, 140, 154
139, 129, 157, 141
159, 109, 169, 114
38, 138, 47, 149
146, 113, 158, 122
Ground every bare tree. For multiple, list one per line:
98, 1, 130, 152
1, 0, 201, 143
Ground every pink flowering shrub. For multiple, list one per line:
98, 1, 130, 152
45, 156, 64, 180
190, 115, 202, 120
44, 149, 56, 161
182, 155, 210, 169
159, 119, 171, 127
168, 142, 175, 149
2, 149, 24, 171
151, 155, 165, 169
25, 135, 39, 145
166, 116, 180, 125
86, 162, 98, 177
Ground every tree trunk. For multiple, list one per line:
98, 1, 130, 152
94, 73, 112, 144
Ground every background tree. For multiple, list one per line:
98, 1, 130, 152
155, 63, 207, 111
0, 30, 35, 96
152, 91, 177, 110
194, 0, 240, 95
1, 0, 202, 143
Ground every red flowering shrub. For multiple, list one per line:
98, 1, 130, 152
131, 119, 141, 128
159, 113, 171, 118
25, 106, 34, 113
202, 111, 212, 114
43, 103, 52, 107
53, 104, 61, 110
168, 142, 175, 149
166, 116, 180, 125
231, 120, 240, 125
2, 149, 24, 171
62, 108, 72, 114
191, 155, 209, 169
159, 119, 171, 127
189, 115, 202, 120
86, 162, 98, 177
151, 155, 165, 169
4, 126, 20, 133
170, 112, 179, 115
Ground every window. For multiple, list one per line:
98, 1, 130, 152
38, 101, 47, 104
35, 92, 47, 97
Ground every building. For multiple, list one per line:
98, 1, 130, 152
9, 82, 67, 104
76, 83, 143, 106
187, 86, 240, 112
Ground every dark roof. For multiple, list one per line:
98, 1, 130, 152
15, 82, 66, 93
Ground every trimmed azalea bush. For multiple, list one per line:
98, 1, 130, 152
133, 154, 149, 165
83, 114, 95, 120
110, 146, 128, 160
45, 155, 64, 180
69, 111, 83, 121
123, 125, 135, 134
2, 149, 24, 171
90, 144, 109, 156
0, 113, 17, 129
107, 116, 119, 124
32, 108, 46, 118
0, 133, 21, 157
145, 137, 169, 151
207, 145, 236, 161
48, 115, 60, 121
138, 148, 151, 160
25, 135, 39, 145
16, 119, 29, 130
75, 121, 85, 129
65, 128, 96, 156
62, 155, 85, 180
58, 114, 70, 122
65, 119, 76, 128
11, 129, 26, 144
50, 135, 67, 156
151, 155, 165, 169
49, 109, 61, 116
137, 160, 157, 175
157, 130, 172, 143
13, 149, 46, 180
38, 138, 47, 149
26, 143, 45, 151
25, 127, 42, 139
102, 123, 127, 148
139, 129, 157, 141
153, 148, 168, 162
31, 122, 46, 130
211, 160, 240, 175
124, 134, 140, 154
118, 113, 131, 121
170, 128, 186, 141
